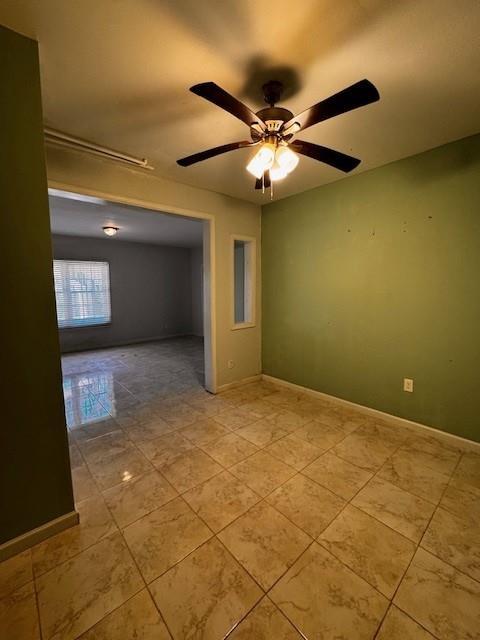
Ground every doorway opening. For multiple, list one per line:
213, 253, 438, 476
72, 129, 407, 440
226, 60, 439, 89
48, 188, 216, 448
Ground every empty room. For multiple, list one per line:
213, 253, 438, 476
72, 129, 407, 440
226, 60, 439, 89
1, 1, 479, 639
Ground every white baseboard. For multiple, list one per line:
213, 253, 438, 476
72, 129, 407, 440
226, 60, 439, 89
262, 374, 480, 453
0, 510, 79, 562
216, 374, 262, 393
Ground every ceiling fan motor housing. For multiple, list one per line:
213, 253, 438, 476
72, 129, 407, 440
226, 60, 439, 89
251, 107, 294, 140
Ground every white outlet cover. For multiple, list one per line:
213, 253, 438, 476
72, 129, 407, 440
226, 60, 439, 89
403, 378, 414, 392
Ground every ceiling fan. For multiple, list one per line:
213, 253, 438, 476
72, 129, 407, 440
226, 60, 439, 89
177, 78, 380, 193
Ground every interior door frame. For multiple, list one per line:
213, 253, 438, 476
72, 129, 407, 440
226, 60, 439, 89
48, 180, 217, 393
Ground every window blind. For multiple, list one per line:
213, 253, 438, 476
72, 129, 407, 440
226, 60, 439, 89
53, 260, 111, 328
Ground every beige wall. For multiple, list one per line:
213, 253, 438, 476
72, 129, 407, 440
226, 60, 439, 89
46, 145, 262, 389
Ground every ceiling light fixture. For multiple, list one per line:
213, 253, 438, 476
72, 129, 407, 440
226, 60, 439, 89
177, 78, 380, 196
246, 140, 299, 189
103, 226, 119, 237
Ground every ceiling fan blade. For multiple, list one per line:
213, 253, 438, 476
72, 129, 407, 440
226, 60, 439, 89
254, 170, 271, 190
191, 82, 265, 130
177, 141, 255, 167
291, 140, 361, 172
284, 79, 379, 133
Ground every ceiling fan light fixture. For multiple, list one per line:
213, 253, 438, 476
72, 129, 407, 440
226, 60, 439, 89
103, 225, 119, 237
246, 143, 275, 179
276, 146, 299, 174
270, 162, 288, 182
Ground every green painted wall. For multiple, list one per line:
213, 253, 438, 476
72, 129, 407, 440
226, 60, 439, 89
0, 25, 74, 544
262, 134, 480, 442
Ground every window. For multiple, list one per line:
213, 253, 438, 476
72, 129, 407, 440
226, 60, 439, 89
232, 236, 256, 328
53, 260, 111, 328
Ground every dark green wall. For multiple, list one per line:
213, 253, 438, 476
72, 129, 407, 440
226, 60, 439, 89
262, 134, 480, 442
0, 25, 74, 544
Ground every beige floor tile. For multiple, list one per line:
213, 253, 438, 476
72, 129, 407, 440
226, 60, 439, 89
263, 409, 310, 432
0, 549, 32, 600
284, 398, 331, 421
270, 543, 388, 640
333, 427, 399, 472
309, 406, 366, 433
453, 452, 480, 490
236, 419, 289, 447
394, 548, 480, 640
78, 430, 133, 465
263, 388, 303, 407
80, 589, 171, 639
87, 447, 154, 489
218, 388, 257, 407
352, 477, 436, 543
180, 418, 230, 447
0, 581, 40, 640
69, 444, 83, 469
440, 481, 480, 523
36, 532, 143, 640
293, 419, 347, 450
303, 451, 372, 500
71, 465, 99, 503
150, 538, 262, 640
183, 471, 260, 532
319, 504, 415, 597
266, 474, 345, 538
32, 495, 117, 577
102, 470, 177, 528
123, 496, 211, 583
238, 399, 278, 418
376, 605, 436, 639
161, 448, 223, 492
227, 597, 302, 639
265, 435, 322, 470
230, 451, 296, 497
378, 447, 450, 503
402, 437, 460, 476
421, 507, 480, 582
218, 502, 310, 590
71, 419, 120, 444
159, 403, 202, 429
201, 432, 258, 467
123, 417, 175, 443
187, 396, 232, 417
138, 431, 194, 466
213, 407, 263, 430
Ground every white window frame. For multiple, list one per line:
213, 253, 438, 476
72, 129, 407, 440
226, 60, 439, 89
231, 235, 256, 330
53, 259, 111, 329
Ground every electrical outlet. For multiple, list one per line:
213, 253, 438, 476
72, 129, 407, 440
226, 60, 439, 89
227, 360, 235, 369
403, 378, 414, 392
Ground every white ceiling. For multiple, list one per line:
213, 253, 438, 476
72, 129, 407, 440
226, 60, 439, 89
49, 191, 204, 247
1, 0, 480, 204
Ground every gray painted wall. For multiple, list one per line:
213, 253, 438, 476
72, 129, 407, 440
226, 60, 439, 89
52, 234, 197, 352
190, 247, 204, 337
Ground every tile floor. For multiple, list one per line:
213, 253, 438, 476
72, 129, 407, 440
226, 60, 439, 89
1, 337, 480, 639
